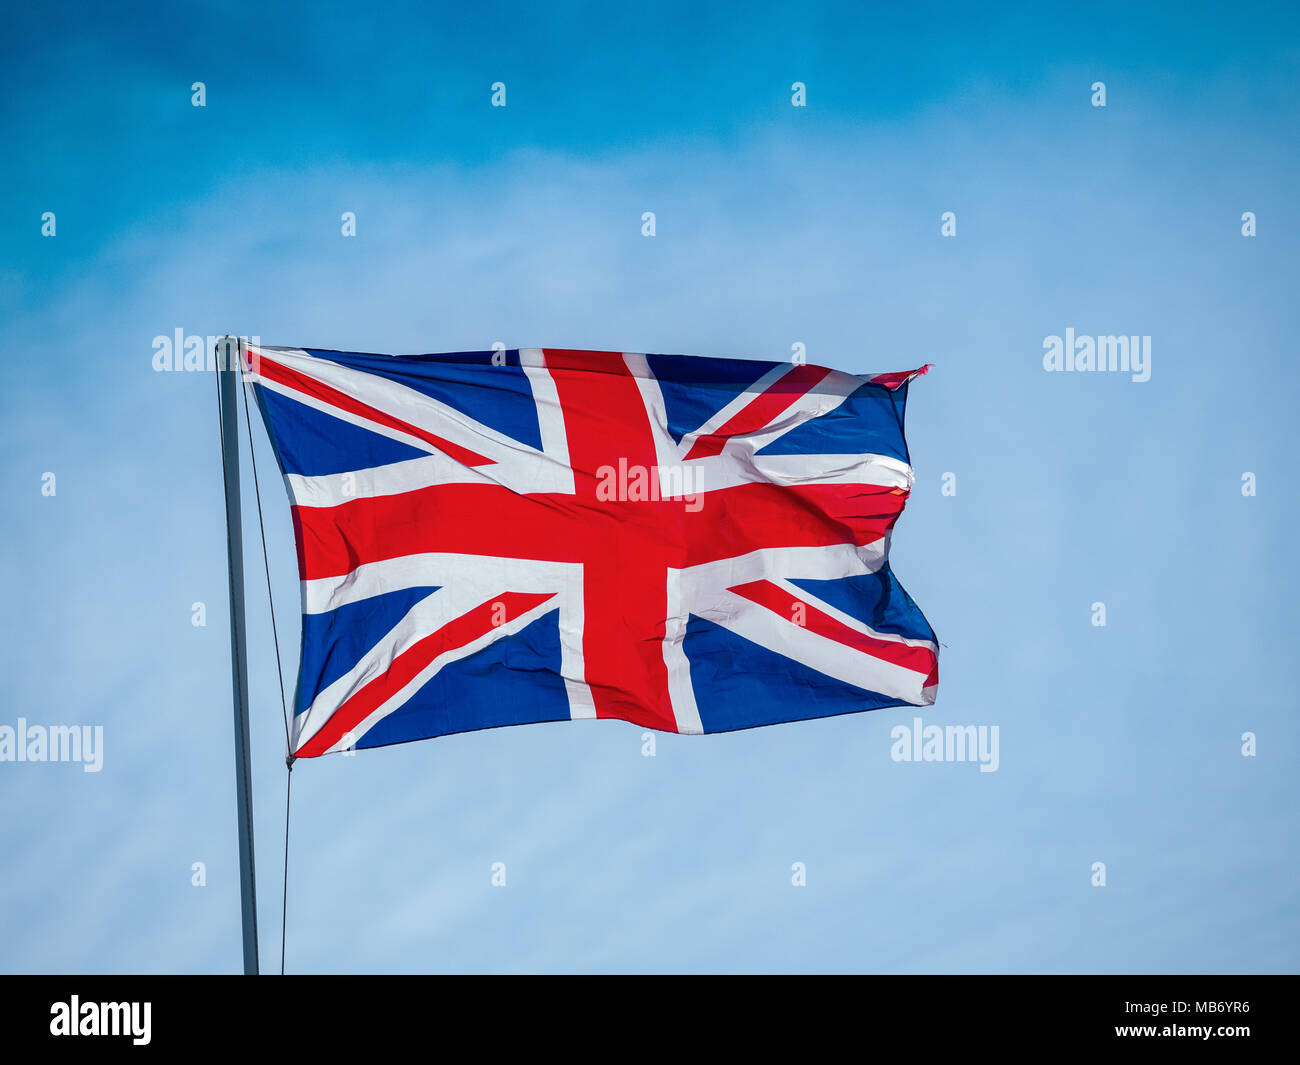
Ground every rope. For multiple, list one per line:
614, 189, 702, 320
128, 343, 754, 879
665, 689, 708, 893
240, 373, 292, 756
280, 763, 293, 976
236, 344, 295, 975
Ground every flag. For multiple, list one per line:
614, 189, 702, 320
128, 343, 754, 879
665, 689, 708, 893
243, 345, 938, 757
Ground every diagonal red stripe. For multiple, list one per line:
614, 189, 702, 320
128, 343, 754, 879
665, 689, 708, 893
729, 578, 936, 677
294, 590, 556, 757
684, 363, 832, 460
257, 353, 495, 467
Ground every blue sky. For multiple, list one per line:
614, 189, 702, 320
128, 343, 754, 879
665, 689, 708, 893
1, 1, 1297, 973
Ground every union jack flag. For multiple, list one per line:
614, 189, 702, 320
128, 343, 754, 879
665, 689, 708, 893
243, 345, 938, 758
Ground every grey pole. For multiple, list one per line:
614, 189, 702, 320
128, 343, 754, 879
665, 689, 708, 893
217, 335, 260, 975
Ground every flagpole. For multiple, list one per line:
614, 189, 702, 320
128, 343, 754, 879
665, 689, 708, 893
217, 335, 260, 975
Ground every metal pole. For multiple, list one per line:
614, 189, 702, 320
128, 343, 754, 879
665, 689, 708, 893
218, 335, 259, 975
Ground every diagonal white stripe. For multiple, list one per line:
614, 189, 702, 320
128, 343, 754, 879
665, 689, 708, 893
695, 585, 932, 704
292, 554, 595, 750
248, 345, 572, 492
